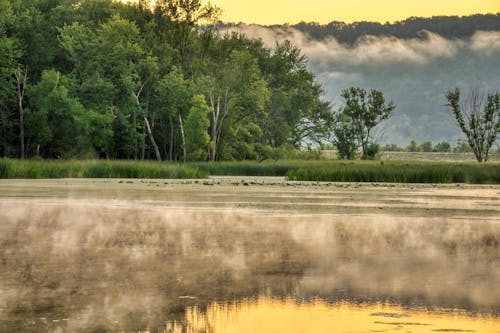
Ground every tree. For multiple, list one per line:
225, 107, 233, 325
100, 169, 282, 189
337, 87, 395, 159
26, 70, 90, 158
446, 88, 500, 162
434, 141, 451, 152
332, 113, 358, 160
202, 49, 269, 161
262, 40, 332, 148
184, 94, 210, 161
406, 140, 420, 152
13, 65, 28, 159
0, 0, 20, 157
420, 141, 433, 152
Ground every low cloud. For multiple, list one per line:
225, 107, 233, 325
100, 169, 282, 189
220, 25, 500, 144
223, 24, 499, 65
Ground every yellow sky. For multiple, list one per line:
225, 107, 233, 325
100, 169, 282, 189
210, 0, 500, 24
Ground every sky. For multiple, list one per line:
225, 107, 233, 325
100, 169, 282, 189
210, 0, 500, 25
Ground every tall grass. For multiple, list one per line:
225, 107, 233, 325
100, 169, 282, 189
287, 161, 500, 184
0, 159, 207, 179
188, 161, 300, 177
1, 158, 499, 184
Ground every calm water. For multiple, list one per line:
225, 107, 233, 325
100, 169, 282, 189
171, 299, 500, 333
0, 180, 499, 332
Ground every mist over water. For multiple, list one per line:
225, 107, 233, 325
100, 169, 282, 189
0, 179, 499, 332
222, 25, 500, 144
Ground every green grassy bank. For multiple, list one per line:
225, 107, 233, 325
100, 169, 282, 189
1, 158, 499, 184
0, 159, 207, 179
287, 161, 500, 184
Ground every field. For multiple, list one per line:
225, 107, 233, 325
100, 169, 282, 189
0, 178, 499, 332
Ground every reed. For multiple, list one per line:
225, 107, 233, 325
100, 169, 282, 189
0, 159, 207, 179
1, 159, 499, 184
287, 161, 500, 184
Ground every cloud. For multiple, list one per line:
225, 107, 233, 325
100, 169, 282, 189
470, 30, 500, 54
223, 25, 466, 65
218, 25, 500, 144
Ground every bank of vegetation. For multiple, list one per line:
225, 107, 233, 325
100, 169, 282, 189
0, 158, 206, 179
1, 158, 499, 184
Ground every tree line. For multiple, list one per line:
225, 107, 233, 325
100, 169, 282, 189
1, 0, 499, 163
0, 0, 332, 161
287, 14, 500, 44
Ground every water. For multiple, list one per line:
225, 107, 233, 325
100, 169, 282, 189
172, 299, 500, 333
0, 179, 498, 332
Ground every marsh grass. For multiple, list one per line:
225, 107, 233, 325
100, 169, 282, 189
1, 158, 499, 184
189, 161, 299, 176
0, 159, 207, 179
287, 161, 500, 184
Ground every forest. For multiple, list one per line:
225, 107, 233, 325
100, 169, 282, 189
0, 0, 333, 161
1, 0, 499, 162
287, 13, 500, 44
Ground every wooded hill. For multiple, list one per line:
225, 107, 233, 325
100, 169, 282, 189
278, 14, 500, 44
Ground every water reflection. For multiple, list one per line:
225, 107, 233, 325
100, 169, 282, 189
0, 198, 498, 332
172, 298, 500, 333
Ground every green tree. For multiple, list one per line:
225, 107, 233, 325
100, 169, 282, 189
0, 0, 20, 157
202, 49, 269, 161
155, 68, 191, 161
59, 14, 158, 159
420, 141, 433, 152
339, 87, 395, 159
262, 40, 332, 148
26, 70, 90, 158
446, 88, 500, 162
184, 94, 210, 161
434, 141, 451, 152
406, 140, 420, 152
332, 112, 358, 160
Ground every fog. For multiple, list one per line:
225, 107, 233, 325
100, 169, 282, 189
1, 195, 498, 332
222, 25, 500, 145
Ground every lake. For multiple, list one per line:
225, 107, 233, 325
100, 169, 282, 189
0, 178, 499, 332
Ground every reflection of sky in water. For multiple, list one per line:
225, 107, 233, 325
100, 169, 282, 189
0, 180, 499, 332
174, 298, 500, 333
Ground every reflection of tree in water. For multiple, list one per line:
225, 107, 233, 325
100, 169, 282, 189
0, 206, 311, 333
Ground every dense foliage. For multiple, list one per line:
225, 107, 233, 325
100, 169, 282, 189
334, 87, 395, 160
0, 0, 332, 161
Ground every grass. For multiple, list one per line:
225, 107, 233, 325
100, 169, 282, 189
0, 159, 207, 179
188, 161, 300, 177
287, 160, 500, 184
1, 158, 499, 184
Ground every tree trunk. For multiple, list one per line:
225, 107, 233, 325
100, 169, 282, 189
15, 66, 27, 160
209, 92, 220, 162
132, 76, 160, 161
133, 110, 138, 160
179, 114, 186, 163
169, 116, 174, 161
144, 116, 162, 162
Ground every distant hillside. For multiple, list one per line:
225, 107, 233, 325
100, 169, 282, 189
289, 14, 500, 43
